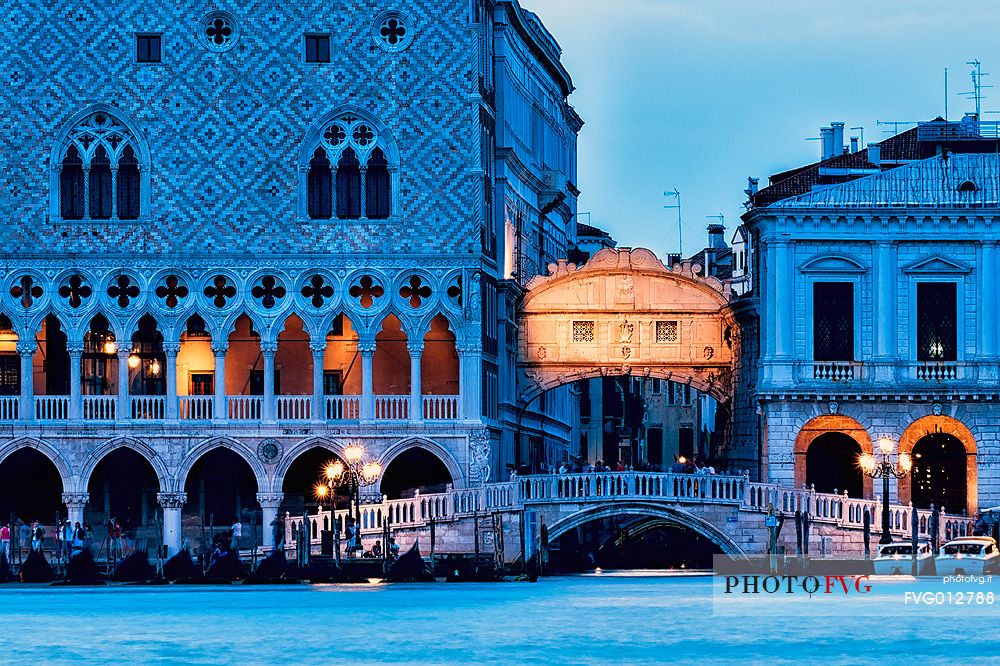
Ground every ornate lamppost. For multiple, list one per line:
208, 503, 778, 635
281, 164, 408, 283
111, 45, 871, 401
859, 436, 912, 545
315, 443, 382, 555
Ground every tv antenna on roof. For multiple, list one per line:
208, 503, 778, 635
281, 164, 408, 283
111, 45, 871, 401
961, 59, 991, 118
876, 120, 918, 136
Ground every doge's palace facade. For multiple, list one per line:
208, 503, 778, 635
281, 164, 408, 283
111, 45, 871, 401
0, 0, 580, 553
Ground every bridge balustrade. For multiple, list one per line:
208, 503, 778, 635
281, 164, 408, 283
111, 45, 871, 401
518, 471, 748, 505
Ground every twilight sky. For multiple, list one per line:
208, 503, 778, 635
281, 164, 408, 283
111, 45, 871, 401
529, 0, 1000, 257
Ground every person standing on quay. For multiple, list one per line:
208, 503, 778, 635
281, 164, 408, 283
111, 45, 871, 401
230, 520, 241, 554
0, 523, 9, 561
31, 521, 43, 552
17, 519, 29, 561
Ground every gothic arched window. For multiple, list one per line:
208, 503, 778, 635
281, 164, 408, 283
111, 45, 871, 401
89, 145, 112, 219
117, 145, 140, 219
60, 145, 85, 219
366, 147, 390, 219
307, 148, 332, 219
303, 111, 397, 220
53, 109, 148, 221
336, 147, 361, 219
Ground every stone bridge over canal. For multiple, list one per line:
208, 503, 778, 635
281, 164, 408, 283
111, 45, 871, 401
289, 472, 976, 563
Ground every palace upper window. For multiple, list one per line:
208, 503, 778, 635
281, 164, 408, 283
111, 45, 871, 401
813, 282, 854, 362
917, 282, 957, 361
54, 109, 148, 221
305, 112, 394, 220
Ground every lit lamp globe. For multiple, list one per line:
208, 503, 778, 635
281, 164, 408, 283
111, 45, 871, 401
314, 483, 329, 500
127, 354, 141, 369
859, 453, 876, 475
345, 443, 365, 463
325, 460, 345, 482
877, 437, 894, 455
103, 339, 117, 355
898, 452, 913, 472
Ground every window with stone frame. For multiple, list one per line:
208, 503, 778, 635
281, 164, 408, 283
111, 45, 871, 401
306, 112, 394, 220
813, 282, 854, 361
917, 282, 957, 361
572, 321, 595, 343
305, 34, 330, 63
57, 111, 145, 220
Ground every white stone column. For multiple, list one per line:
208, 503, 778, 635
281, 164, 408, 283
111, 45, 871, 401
62, 492, 89, 527
874, 240, 897, 383
771, 240, 794, 385
261, 342, 277, 421
116, 348, 131, 421
311, 343, 326, 421
980, 241, 998, 384
458, 344, 481, 421
163, 342, 180, 420
359, 340, 375, 420
212, 343, 227, 421
157, 492, 187, 557
408, 342, 423, 422
68, 343, 83, 420
17, 340, 35, 421
257, 492, 284, 552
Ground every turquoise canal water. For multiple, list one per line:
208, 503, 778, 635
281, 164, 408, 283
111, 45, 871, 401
0, 572, 997, 665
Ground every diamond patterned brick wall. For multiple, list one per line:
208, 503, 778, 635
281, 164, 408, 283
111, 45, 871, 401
0, 1, 481, 256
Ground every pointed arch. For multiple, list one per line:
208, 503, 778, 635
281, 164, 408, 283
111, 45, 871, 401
174, 436, 269, 494
0, 437, 76, 492
50, 104, 151, 220
379, 437, 465, 490
77, 437, 171, 493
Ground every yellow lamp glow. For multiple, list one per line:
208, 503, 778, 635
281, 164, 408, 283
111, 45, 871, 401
898, 452, 912, 473
149, 359, 161, 376
325, 460, 344, 481
103, 339, 117, 355
314, 483, 329, 500
677, 456, 687, 464
127, 354, 141, 369
345, 443, 364, 463
877, 437, 894, 455
859, 453, 876, 475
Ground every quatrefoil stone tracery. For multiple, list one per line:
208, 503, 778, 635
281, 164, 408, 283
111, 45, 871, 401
204, 275, 237, 308
107, 275, 140, 308
10, 276, 43, 308
301, 275, 334, 308
59, 274, 92, 308
251, 276, 286, 309
155, 275, 189, 308
400, 275, 431, 308
349, 276, 384, 309
446, 275, 462, 307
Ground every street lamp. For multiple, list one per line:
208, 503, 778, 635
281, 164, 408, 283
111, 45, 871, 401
859, 436, 912, 545
316, 443, 382, 555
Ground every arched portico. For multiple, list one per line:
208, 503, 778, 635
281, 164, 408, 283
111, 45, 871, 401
174, 436, 269, 494
379, 437, 465, 490
541, 500, 746, 557
794, 414, 873, 498
0, 437, 75, 492
898, 416, 977, 516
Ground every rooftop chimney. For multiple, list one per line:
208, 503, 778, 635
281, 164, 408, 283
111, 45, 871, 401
707, 224, 727, 249
831, 122, 845, 156
820, 127, 834, 161
850, 136, 859, 153
744, 176, 759, 197
867, 142, 881, 167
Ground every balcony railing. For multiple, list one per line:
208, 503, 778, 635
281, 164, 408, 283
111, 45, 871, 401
9, 393, 463, 423
913, 362, 959, 382
275, 395, 311, 421
325, 396, 360, 420
810, 361, 860, 382
179, 395, 213, 420
83, 395, 116, 421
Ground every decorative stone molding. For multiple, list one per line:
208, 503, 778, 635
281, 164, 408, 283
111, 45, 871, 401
162, 342, 181, 355
256, 492, 284, 509
257, 438, 283, 464
15, 340, 37, 355
468, 429, 491, 485
259, 341, 278, 354
157, 492, 188, 509
211, 341, 229, 355
61, 492, 90, 508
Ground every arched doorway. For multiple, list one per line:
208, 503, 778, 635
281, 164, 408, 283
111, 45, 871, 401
899, 415, 977, 516
380, 448, 453, 499
0, 449, 64, 524
911, 433, 967, 514
183, 448, 260, 528
805, 432, 863, 497
86, 448, 161, 536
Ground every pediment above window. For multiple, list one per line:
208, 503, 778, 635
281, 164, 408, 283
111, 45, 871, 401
800, 254, 867, 274
902, 254, 972, 275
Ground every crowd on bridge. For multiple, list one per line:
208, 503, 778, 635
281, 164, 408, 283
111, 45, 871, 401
542, 455, 721, 476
